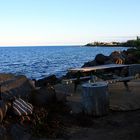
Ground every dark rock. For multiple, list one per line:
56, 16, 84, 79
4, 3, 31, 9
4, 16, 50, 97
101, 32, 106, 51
0, 74, 34, 101
110, 51, 121, 58
126, 48, 137, 53
0, 126, 9, 140
82, 53, 112, 68
10, 123, 31, 140
95, 54, 110, 65
0, 100, 9, 123
109, 51, 126, 64
30, 86, 56, 106
0, 73, 15, 83
124, 49, 140, 64
129, 64, 140, 76
35, 75, 59, 87
125, 53, 138, 64
82, 60, 97, 67
104, 59, 114, 64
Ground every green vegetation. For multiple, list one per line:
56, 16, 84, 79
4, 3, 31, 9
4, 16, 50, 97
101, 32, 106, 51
123, 36, 140, 49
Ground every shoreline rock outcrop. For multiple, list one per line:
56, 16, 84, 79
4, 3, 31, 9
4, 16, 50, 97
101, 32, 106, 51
0, 74, 35, 101
82, 49, 140, 68
35, 74, 60, 87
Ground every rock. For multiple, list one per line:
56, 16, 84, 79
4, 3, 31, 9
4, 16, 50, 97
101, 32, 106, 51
110, 51, 121, 58
109, 49, 140, 64
104, 59, 114, 64
0, 74, 34, 101
126, 48, 137, 53
128, 64, 140, 76
35, 75, 59, 87
82, 54, 110, 67
0, 100, 9, 123
0, 73, 15, 83
125, 54, 137, 64
0, 126, 9, 140
10, 123, 31, 140
125, 49, 140, 64
82, 60, 97, 67
30, 86, 56, 106
95, 54, 110, 65
109, 51, 126, 64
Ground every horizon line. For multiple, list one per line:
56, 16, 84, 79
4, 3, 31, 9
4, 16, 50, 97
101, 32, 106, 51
0, 36, 139, 47
0, 44, 84, 47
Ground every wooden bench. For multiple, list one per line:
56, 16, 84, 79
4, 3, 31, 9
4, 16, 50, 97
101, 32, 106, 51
63, 64, 140, 92
62, 76, 91, 84
107, 74, 140, 84
62, 74, 140, 92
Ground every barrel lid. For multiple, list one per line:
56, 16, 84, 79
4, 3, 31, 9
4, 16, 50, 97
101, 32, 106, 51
82, 82, 108, 88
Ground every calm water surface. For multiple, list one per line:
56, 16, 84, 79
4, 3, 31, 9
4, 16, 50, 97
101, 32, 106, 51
0, 46, 127, 79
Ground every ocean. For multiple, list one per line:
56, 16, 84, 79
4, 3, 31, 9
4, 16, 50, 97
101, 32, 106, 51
0, 46, 127, 79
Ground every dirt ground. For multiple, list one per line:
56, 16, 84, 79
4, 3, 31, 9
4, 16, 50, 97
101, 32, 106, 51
65, 110, 140, 140
54, 79, 140, 140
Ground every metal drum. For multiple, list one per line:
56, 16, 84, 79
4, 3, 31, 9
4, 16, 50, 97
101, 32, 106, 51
82, 82, 109, 116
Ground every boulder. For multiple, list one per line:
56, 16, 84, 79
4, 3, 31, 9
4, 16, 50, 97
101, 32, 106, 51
126, 48, 137, 53
109, 51, 126, 64
0, 100, 8, 123
0, 126, 12, 139
35, 75, 59, 87
0, 73, 15, 83
125, 49, 140, 64
82, 60, 97, 67
128, 64, 140, 76
125, 54, 138, 64
95, 54, 110, 65
110, 51, 121, 59
82, 54, 111, 67
30, 86, 56, 106
0, 74, 34, 101
0, 126, 8, 140
104, 59, 114, 64
10, 123, 31, 140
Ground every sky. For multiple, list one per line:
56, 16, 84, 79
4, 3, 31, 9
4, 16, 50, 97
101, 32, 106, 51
0, 0, 140, 46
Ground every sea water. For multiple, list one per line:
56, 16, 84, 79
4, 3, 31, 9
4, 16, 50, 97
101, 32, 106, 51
0, 46, 127, 79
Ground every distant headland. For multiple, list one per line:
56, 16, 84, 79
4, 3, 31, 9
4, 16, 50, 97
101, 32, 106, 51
85, 36, 140, 48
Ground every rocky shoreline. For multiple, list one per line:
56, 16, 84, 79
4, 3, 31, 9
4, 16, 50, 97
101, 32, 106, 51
0, 48, 140, 139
